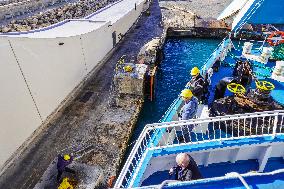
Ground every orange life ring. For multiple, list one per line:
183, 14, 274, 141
267, 31, 284, 46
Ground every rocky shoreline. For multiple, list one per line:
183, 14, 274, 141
0, 0, 25, 6
0, 0, 117, 32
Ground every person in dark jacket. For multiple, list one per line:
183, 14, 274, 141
169, 153, 202, 181
214, 77, 238, 100
232, 60, 243, 77
238, 61, 253, 87
233, 60, 254, 87
57, 154, 76, 182
187, 67, 205, 102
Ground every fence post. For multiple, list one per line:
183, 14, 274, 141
218, 119, 223, 144
272, 113, 279, 139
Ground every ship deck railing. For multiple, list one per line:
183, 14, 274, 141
114, 110, 284, 188
201, 36, 231, 75
132, 168, 284, 189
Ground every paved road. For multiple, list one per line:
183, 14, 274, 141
160, 0, 232, 20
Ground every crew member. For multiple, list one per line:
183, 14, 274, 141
214, 77, 237, 100
179, 89, 198, 120
238, 61, 253, 87
57, 154, 76, 182
187, 67, 205, 102
169, 153, 202, 181
232, 60, 243, 77
234, 60, 254, 87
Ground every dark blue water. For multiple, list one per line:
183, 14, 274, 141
130, 38, 221, 144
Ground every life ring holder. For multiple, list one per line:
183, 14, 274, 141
267, 31, 284, 46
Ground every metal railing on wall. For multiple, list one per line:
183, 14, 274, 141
114, 110, 284, 188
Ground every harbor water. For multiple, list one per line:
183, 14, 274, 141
130, 38, 221, 144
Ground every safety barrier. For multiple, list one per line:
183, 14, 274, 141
201, 37, 232, 76
132, 169, 284, 189
115, 110, 284, 188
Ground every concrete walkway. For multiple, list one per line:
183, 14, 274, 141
0, 0, 162, 188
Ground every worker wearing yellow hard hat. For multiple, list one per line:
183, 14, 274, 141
190, 67, 200, 76
64, 154, 71, 161
124, 65, 133, 72
181, 89, 193, 99
187, 67, 206, 103
57, 154, 76, 182
179, 89, 198, 120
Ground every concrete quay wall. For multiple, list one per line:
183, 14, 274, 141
0, 0, 147, 171
167, 27, 230, 39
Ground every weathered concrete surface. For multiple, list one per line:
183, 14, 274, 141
138, 37, 164, 65
160, 0, 232, 29
167, 27, 230, 38
34, 160, 104, 189
160, 0, 232, 20
0, 0, 162, 188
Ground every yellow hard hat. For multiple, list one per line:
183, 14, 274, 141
124, 65, 133, 72
191, 67, 200, 76
64, 154, 71, 161
180, 89, 193, 99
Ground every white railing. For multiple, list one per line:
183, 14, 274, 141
133, 168, 284, 189
201, 36, 232, 76
114, 110, 284, 188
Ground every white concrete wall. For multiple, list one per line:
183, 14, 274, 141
113, 1, 145, 43
0, 38, 42, 166
0, 0, 146, 169
81, 23, 113, 72
9, 37, 87, 120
